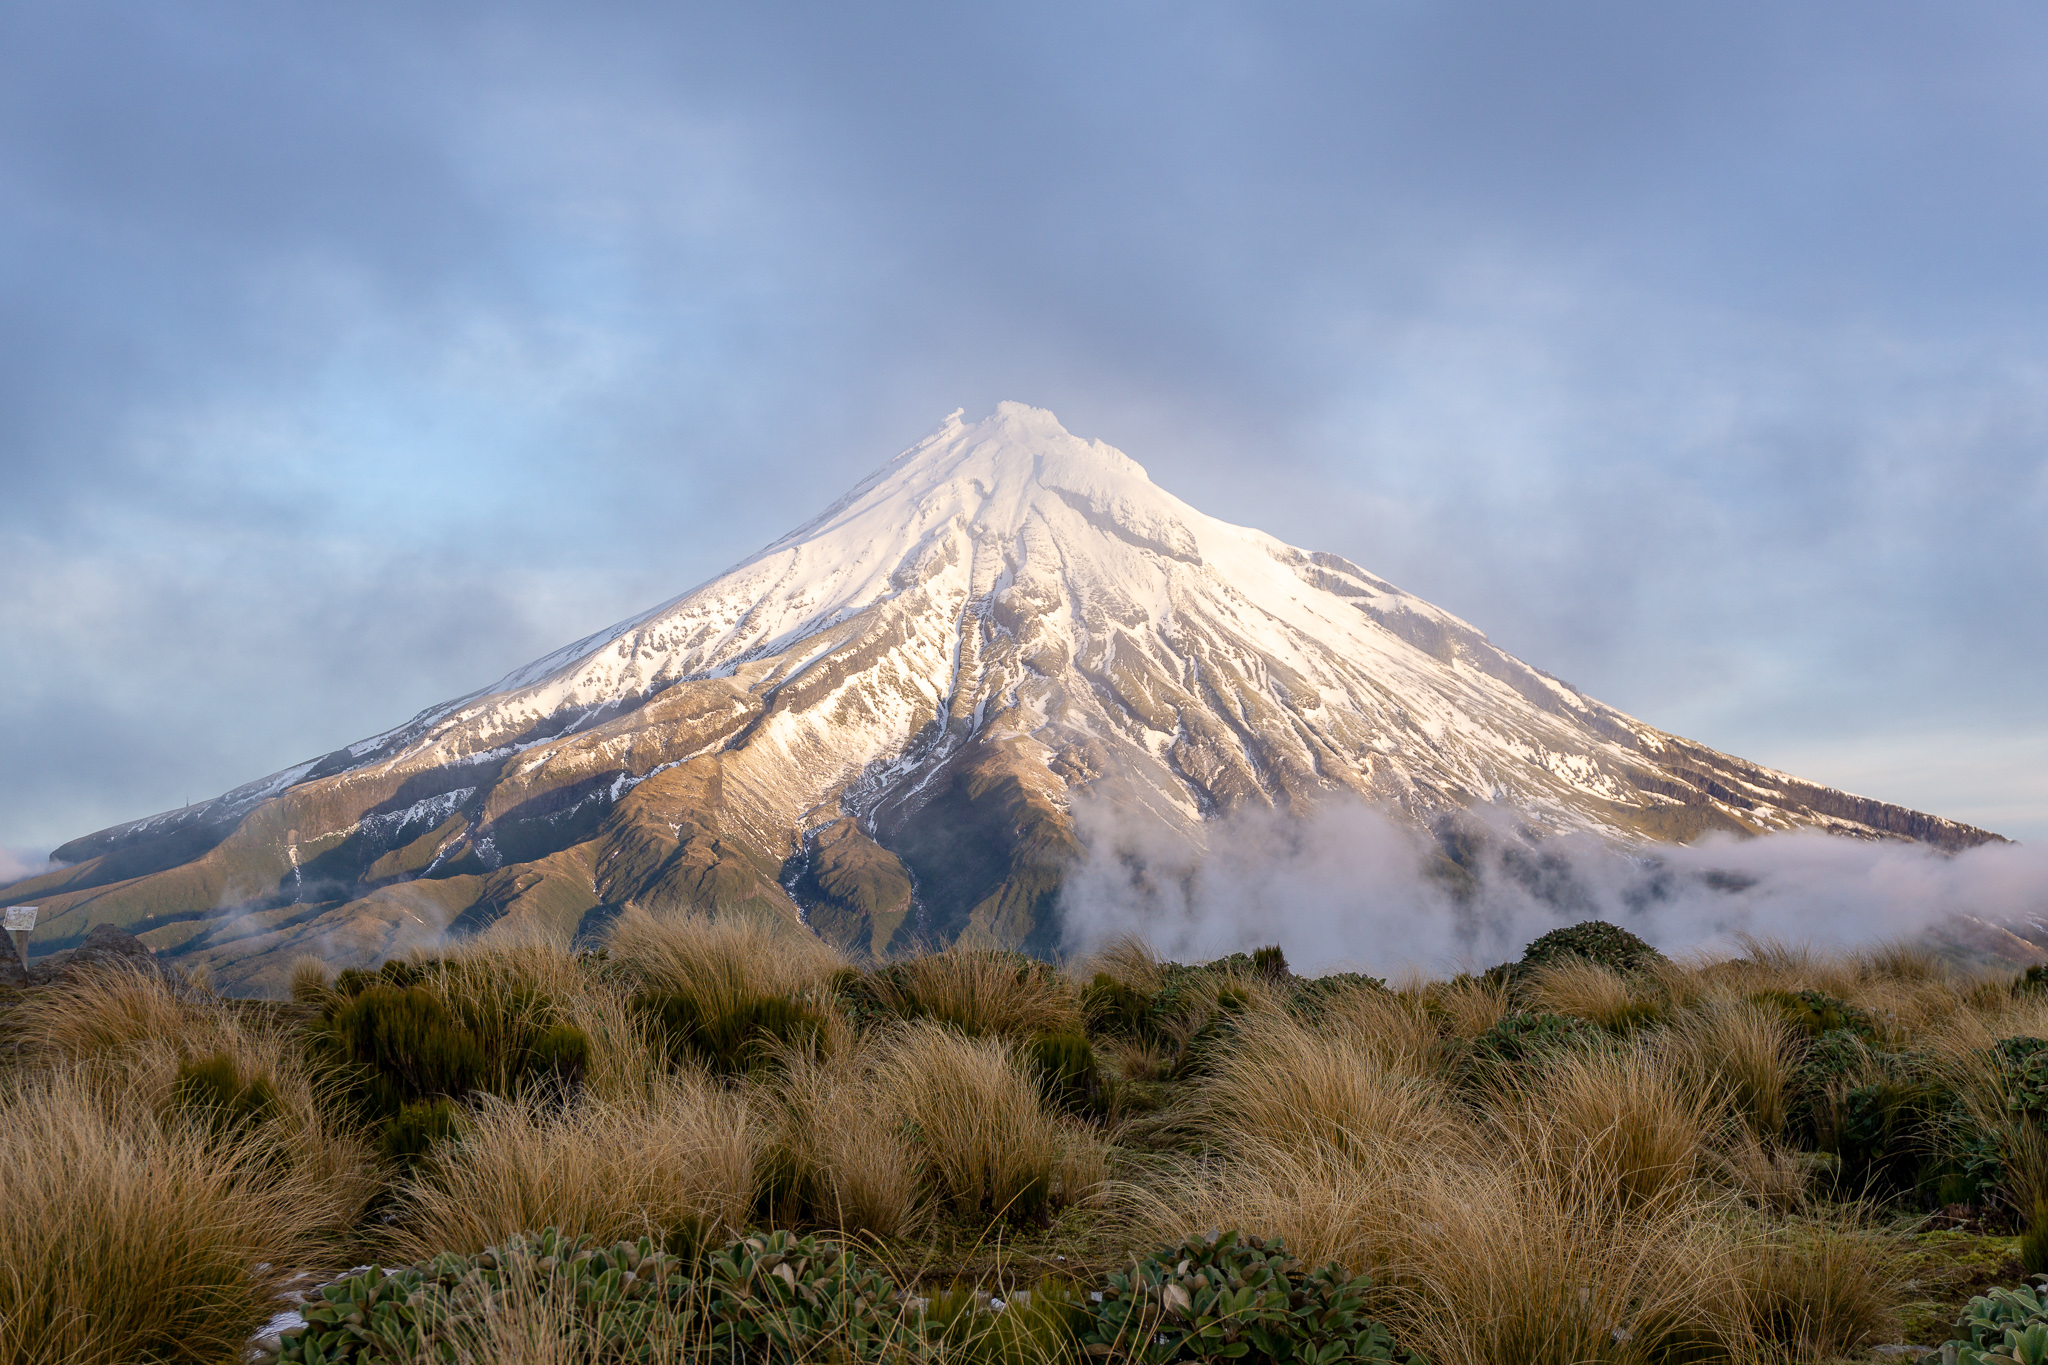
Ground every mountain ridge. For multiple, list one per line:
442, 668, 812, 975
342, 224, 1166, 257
7, 403, 2003, 991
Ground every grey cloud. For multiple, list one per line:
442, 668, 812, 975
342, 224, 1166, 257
2, 2, 2044, 848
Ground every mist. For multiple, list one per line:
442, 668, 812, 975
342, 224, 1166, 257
0, 848, 55, 891
1057, 797, 2048, 976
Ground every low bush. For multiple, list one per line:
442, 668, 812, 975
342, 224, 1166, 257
1082, 971, 1158, 1038
1751, 988, 1878, 1041
172, 1050, 281, 1139
1028, 1031, 1104, 1115
1082, 1229, 1419, 1365
635, 988, 826, 1076
1518, 920, 1667, 976
1451, 1011, 1598, 1082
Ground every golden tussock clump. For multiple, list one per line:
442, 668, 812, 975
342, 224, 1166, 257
864, 945, 1086, 1040
606, 905, 848, 1012
390, 1068, 758, 1260
869, 1019, 1105, 1222
0, 1063, 342, 1365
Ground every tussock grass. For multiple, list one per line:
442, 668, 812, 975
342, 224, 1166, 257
1076, 933, 1165, 995
1502, 1043, 1718, 1215
754, 1043, 925, 1237
391, 1069, 757, 1258
1311, 983, 1444, 1077
872, 1020, 1106, 1222
289, 954, 334, 1004
1855, 937, 1951, 985
0, 1064, 331, 1365
1668, 999, 1795, 1140
868, 947, 1085, 1039
1525, 958, 1663, 1031
606, 905, 848, 1011
1124, 1130, 1757, 1365
1168, 1009, 1461, 1160
1425, 973, 1509, 1038
6, 961, 211, 1059
1736, 1220, 1903, 1360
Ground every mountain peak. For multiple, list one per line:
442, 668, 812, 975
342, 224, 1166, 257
10, 407, 2003, 990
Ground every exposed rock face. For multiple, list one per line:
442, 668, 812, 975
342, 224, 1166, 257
1, 922, 172, 989
4, 404, 2004, 992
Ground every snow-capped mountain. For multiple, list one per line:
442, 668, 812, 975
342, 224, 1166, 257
10, 404, 2002, 990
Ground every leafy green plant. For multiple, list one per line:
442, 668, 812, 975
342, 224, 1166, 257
2018, 967, 2048, 998
1947, 1279, 2048, 1364
1079, 1229, 1421, 1365
1251, 945, 1289, 980
278, 1227, 919, 1365
278, 1227, 693, 1363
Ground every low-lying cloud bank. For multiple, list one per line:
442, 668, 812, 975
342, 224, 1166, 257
1058, 798, 2048, 976
0, 848, 55, 891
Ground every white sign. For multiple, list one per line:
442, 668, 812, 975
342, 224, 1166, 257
3, 906, 35, 932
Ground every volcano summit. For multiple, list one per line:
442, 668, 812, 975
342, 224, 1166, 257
6, 404, 2001, 990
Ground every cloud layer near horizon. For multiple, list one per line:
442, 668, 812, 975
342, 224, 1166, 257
1060, 798, 2048, 976
1, 2, 2043, 852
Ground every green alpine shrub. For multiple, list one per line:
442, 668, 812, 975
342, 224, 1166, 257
171, 1052, 280, 1139
1027, 1031, 1103, 1115
1518, 920, 1667, 976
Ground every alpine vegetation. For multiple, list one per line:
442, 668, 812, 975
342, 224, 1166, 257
9, 914, 2048, 1363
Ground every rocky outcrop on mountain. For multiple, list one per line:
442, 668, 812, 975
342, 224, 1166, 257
3, 404, 2004, 992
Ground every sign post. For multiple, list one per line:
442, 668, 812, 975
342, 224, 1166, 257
3, 906, 34, 972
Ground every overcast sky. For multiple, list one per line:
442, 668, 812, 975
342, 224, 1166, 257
3, 0, 2045, 867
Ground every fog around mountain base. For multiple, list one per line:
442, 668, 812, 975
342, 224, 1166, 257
1059, 797, 2048, 975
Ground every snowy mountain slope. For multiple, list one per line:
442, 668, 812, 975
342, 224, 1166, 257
10, 403, 2002, 990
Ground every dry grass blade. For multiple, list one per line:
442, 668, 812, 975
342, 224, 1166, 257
1524, 958, 1662, 1031
872, 1019, 1105, 1221
1075, 933, 1166, 994
1166, 1009, 1461, 1159
1504, 1043, 1717, 1215
867, 946, 1084, 1039
755, 1044, 925, 1237
390, 1069, 757, 1259
5, 962, 212, 1060
605, 906, 847, 1012
1426, 974, 1509, 1039
1666, 998, 1794, 1140
1736, 1220, 1904, 1360
0, 1064, 329, 1365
